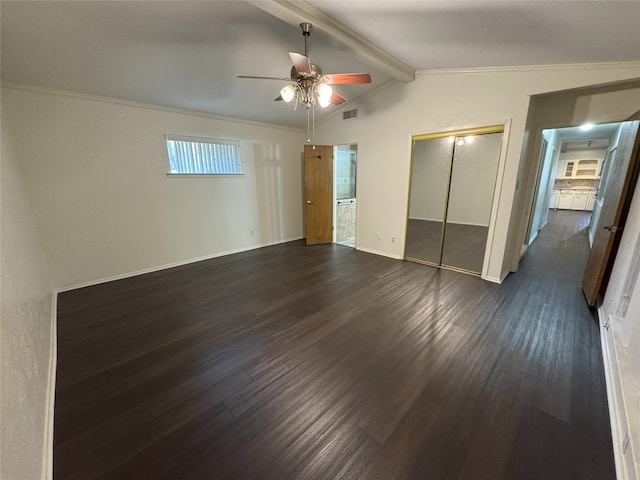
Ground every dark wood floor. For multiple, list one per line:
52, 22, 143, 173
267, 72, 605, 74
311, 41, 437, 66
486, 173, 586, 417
55, 210, 615, 480
405, 218, 488, 273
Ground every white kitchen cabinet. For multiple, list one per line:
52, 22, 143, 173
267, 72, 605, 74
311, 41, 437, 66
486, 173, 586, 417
555, 189, 596, 211
557, 191, 574, 209
575, 159, 600, 178
572, 190, 589, 210
549, 190, 560, 209
559, 158, 602, 179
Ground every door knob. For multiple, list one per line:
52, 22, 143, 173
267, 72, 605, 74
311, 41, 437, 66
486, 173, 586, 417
306, 200, 312, 204
603, 224, 622, 233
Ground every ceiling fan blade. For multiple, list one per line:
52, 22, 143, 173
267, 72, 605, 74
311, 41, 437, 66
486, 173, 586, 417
274, 95, 283, 102
331, 91, 347, 105
289, 52, 311, 74
324, 73, 372, 85
237, 75, 291, 81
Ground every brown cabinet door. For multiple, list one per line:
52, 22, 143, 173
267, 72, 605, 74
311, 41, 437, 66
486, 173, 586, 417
582, 120, 640, 306
304, 144, 333, 245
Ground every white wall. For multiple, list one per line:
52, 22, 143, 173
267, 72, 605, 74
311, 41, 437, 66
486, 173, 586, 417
1, 86, 307, 289
1, 107, 55, 479
314, 62, 640, 281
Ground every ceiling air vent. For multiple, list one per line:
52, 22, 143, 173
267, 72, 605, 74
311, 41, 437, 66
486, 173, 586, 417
343, 108, 358, 120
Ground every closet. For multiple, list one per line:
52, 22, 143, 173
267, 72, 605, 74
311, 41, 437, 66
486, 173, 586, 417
405, 126, 504, 276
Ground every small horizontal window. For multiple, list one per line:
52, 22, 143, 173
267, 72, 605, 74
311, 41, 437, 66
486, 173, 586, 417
166, 135, 242, 175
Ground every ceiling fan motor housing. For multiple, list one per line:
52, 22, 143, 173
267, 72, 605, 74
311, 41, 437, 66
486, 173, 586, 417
290, 64, 323, 81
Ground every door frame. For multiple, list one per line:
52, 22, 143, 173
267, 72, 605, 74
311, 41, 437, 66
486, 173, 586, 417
525, 136, 550, 245
332, 143, 358, 247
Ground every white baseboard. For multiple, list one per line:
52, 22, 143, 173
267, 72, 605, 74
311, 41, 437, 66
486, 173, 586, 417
356, 246, 402, 260
56, 236, 304, 292
43, 293, 57, 480
484, 269, 510, 284
599, 306, 638, 480
483, 274, 503, 284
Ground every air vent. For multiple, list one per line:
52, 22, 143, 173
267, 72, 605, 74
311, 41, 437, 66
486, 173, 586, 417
343, 108, 358, 120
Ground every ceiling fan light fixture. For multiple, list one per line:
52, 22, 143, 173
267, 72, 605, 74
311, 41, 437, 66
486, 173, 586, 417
238, 22, 371, 140
280, 84, 297, 103
317, 83, 332, 100
318, 95, 331, 108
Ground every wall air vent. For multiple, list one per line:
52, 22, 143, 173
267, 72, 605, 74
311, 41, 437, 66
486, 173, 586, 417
343, 108, 358, 120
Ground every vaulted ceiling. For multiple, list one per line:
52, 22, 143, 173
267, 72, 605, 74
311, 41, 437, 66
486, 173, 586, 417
2, 1, 639, 129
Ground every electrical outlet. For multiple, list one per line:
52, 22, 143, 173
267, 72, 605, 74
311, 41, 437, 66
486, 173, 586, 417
250, 230, 254, 236
391, 236, 396, 243
377, 232, 381, 240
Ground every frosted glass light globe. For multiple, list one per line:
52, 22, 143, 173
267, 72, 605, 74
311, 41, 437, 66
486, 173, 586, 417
317, 83, 332, 100
280, 85, 296, 103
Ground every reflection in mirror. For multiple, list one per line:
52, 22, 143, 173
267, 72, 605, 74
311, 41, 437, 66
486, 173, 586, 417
405, 136, 453, 264
441, 132, 503, 273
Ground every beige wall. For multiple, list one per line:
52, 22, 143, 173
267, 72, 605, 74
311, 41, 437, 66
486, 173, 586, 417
314, 62, 640, 282
1, 107, 55, 479
2, 86, 307, 289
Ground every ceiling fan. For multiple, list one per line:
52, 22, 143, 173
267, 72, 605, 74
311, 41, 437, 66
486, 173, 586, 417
238, 22, 372, 110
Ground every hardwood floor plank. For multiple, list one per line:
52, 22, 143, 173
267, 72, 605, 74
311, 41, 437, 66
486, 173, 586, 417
54, 210, 615, 479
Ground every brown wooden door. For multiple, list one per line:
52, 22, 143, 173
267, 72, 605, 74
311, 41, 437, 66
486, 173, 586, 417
582, 120, 640, 306
304, 144, 334, 245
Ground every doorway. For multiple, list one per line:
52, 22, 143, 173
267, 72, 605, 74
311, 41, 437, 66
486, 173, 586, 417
405, 125, 504, 276
526, 122, 622, 251
524, 120, 640, 305
334, 144, 357, 248
526, 122, 628, 246
303, 143, 357, 247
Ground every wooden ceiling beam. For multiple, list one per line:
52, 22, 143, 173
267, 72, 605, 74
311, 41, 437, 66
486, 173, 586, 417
247, 0, 415, 83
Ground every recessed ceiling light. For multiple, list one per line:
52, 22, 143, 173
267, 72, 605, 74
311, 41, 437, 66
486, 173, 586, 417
579, 123, 594, 131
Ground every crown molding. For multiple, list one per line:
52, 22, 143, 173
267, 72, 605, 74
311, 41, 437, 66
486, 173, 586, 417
416, 61, 640, 76
0, 82, 305, 133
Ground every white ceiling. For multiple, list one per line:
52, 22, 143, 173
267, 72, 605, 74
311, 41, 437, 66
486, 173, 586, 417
553, 122, 621, 152
2, 1, 639, 129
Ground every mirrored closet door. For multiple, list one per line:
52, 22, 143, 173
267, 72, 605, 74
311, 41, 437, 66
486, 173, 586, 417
405, 126, 504, 276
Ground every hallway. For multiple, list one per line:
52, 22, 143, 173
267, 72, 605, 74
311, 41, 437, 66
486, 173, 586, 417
54, 210, 614, 479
